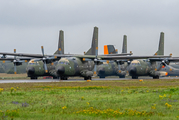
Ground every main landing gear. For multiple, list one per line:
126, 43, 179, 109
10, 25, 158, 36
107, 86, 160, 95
99, 76, 105, 79
60, 76, 68, 80
119, 75, 125, 78
153, 76, 159, 79
53, 77, 59, 79
132, 76, 138, 79
84, 76, 92, 80
30, 77, 37, 80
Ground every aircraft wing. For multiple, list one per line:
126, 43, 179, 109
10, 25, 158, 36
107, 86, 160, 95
149, 57, 179, 62
0, 52, 73, 58
0, 57, 33, 62
97, 55, 172, 60
99, 53, 132, 56
0, 52, 171, 61
71, 55, 171, 61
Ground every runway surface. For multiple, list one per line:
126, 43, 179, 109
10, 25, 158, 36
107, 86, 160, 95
0, 76, 179, 83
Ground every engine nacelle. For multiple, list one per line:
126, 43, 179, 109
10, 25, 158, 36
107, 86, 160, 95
14, 62, 22, 66
80, 70, 93, 77
116, 70, 126, 76
149, 70, 168, 77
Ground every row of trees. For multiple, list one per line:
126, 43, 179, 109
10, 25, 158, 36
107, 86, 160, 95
0, 62, 27, 74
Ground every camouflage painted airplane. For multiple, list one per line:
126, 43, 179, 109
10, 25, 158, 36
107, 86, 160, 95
160, 63, 179, 76
97, 35, 129, 78
0, 29, 173, 80
127, 32, 178, 79
0, 30, 65, 79
0, 27, 99, 80
0, 27, 133, 80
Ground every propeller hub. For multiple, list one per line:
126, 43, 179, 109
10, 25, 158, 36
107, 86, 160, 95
13, 60, 17, 63
42, 57, 46, 61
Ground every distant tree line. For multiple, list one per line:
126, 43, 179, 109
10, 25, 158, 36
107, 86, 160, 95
0, 62, 27, 74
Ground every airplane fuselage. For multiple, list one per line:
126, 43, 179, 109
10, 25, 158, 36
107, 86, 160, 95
26, 57, 95, 80
97, 62, 126, 78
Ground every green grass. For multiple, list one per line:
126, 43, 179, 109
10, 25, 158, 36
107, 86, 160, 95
0, 79, 179, 119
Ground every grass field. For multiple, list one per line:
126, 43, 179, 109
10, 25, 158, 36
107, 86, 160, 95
0, 79, 179, 120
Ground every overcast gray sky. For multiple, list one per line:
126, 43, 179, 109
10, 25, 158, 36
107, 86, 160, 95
0, 0, 179, 56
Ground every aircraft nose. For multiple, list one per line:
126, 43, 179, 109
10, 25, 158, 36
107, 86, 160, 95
27, 67, 35, 75
98, 68, 105, 75
129, 66, 137, 76
57, 66, 65, 75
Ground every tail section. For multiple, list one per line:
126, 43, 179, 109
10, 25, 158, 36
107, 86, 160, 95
103, 34, 127, 55
155, 32, 164, 55
122, 35, 127, 53
54, 30, 64, 54
85, 27, 98, 55
104, 45, 117, 54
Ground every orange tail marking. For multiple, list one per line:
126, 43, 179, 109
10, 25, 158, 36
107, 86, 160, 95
104, 45, 109, 55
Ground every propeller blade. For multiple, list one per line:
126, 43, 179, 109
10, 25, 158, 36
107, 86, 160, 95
14, 63, 17, 74
41, 46, 45, 57
93, 64, 97, 75
13, 49, 17, 74
43, 61, 48, 73
14, 49, 16, 60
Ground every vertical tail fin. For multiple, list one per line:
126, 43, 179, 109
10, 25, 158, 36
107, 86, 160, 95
155, 32, 164, 55
54, 30, 64, 54
85, 27, 98, 55
103, 35, 127, 55
122, 35, 127, 53
104, 45, 117, 54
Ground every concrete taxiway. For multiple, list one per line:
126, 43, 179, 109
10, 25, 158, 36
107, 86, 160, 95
0, 77, 179, 83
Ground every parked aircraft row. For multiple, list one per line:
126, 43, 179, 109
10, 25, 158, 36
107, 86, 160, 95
0, 27, 178, 80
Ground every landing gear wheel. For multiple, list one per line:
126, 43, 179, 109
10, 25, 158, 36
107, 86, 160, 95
132, 76, 138, 79
99, 76, 105, 78
153, 76, 159, 79
84, 77, 92, 80
31, 77, 37, 80
119, 75, 125, 78
53, 77, 59, 79
60, 77, 68, 80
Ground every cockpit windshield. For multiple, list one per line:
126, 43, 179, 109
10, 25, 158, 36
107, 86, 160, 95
28, 60, 40, 66
58, 58, 70, 65
58, 61, 69, 65
131, 60, 141, 66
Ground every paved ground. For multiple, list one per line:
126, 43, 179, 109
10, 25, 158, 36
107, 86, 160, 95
0, 76, 179, 83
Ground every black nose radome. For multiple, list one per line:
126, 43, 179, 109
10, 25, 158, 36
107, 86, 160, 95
129, 67, 137, 76
57, 66, 65, 75
27, 67, 35, 75
98, 68, 105, 75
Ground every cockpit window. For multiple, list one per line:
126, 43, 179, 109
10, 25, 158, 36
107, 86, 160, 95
59, 61, 69, 65
28, 62, 39, 66
131, 60, 141, 66
131, 63, 141, 65
28, 60, 40, 65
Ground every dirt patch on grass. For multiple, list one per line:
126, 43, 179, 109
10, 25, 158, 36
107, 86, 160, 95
0, 73, 27, 78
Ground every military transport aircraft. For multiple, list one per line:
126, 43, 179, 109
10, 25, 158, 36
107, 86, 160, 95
97, 35, 129, 78
127, 32, 177, 79
0, 29, 173, 80
0, 30, 65, 79
97, 32, 179, 79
